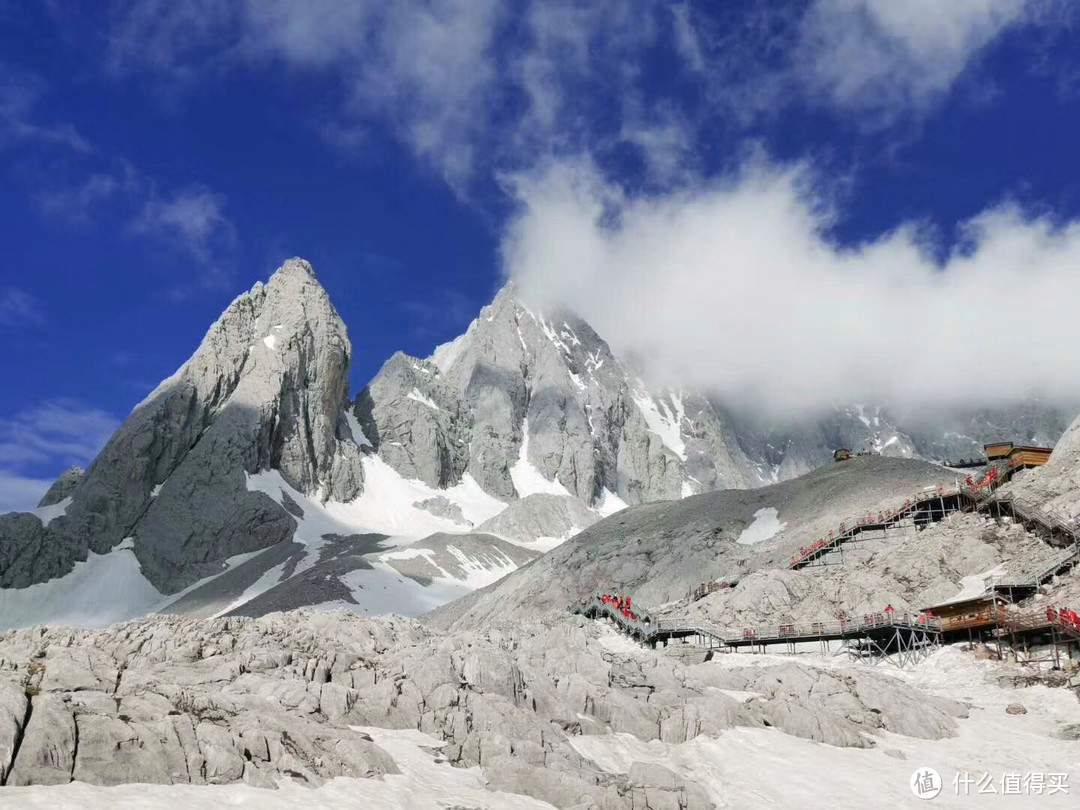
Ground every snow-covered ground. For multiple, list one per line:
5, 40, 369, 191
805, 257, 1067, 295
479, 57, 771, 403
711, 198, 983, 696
0, 727, 556, 810
0, 539, 162, 630
939, 564, 1008, 605
595, 488, 629, 517
571, 646, 1080, 808
228, 464, 519, 617
0, 541, 274, 631
300, 455, 508, 537
308, 562, 497, 617
0, 456, 519, 631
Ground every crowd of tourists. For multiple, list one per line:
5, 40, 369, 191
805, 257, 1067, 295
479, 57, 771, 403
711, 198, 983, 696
597, 592, 650, 625
1047, 605, 1080, 635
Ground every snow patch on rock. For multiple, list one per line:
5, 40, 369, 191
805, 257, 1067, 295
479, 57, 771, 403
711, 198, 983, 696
32, 496, 72, 527
511, 419, 572, 498
346, 409, 373, 448
632, 388, 687, 460
594, 488, 629, 517
736, 507, 787, 545
406, 388, 441, 411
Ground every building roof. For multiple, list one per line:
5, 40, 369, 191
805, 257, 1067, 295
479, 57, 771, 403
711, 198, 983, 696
921, 592, 1007, 613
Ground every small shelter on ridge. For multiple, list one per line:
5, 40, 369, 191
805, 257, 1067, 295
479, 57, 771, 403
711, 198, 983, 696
982, 442, 1053, 468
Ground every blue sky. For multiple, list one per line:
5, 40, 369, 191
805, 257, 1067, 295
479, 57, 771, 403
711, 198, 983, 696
4, 0, 1080, 509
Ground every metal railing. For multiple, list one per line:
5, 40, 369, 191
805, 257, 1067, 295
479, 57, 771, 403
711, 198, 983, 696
988, 544, 1080, 591
790, 486, 955, 568
574, 598, 940, 648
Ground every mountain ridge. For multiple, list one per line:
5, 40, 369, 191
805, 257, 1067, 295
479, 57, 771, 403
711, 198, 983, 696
1, 257, 1073, 628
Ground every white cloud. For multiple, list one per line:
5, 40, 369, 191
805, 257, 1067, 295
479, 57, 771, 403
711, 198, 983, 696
795, 0, 1031, 121
670, 3, 706, 74
33, 167, 135, 222
132, 185, 234, 267
504, 158, 1080, 416
0, 58, 234, 283
106, 0, 503, 192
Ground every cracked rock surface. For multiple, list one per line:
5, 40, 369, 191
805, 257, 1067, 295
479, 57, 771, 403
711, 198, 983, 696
0, 610, 966, 808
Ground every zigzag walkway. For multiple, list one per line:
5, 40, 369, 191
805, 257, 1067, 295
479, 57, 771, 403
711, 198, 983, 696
788, 461, 1080, 600
571, 597, 941, 667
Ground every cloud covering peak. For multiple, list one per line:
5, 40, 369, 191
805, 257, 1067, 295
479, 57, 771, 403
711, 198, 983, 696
504, 158, 1080, 415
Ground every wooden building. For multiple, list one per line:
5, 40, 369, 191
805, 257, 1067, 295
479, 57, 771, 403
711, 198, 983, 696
1009, 445, 1053, 467
982, 442, 1053, 468
924, 593, 1008, 635
983, 441, 1014, 461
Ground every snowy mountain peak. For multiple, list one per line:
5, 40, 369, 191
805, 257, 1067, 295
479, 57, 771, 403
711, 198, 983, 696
1, 258, 365, 599
359, 282, 759, 507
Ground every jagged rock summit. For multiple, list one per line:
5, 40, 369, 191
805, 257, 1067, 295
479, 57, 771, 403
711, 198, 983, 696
0, 259, 366, 596
355, 282, 762, 508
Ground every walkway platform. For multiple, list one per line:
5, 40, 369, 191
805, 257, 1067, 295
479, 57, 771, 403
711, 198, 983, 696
571, 598, 941, 667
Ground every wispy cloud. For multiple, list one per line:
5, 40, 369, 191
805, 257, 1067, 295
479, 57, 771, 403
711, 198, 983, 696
0, 400, 119, 469
132, 184, 235, 268
95, 0, 1063, 198
0, 62, 92, 152
32, 165, 137, 222
794, 0, 1032, 125
0, 289, 45, 329
0, 399, 118, 511
0, 58, 236, 286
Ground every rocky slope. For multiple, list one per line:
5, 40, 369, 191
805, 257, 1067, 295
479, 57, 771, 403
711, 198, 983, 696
1004, 405, 1080, 523
430, 456, 955, 630
0, 609, 973, 807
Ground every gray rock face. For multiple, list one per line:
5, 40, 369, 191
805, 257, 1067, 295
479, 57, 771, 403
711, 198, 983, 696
0, 259, 366, 593
476, 493, 600, 543
36, 466, 84, 507
1006, 406, 1080, 524
359, 284, 762, 508
413, 495, 468, 526
354, 353, 467, 488
0, 609, 968, 804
